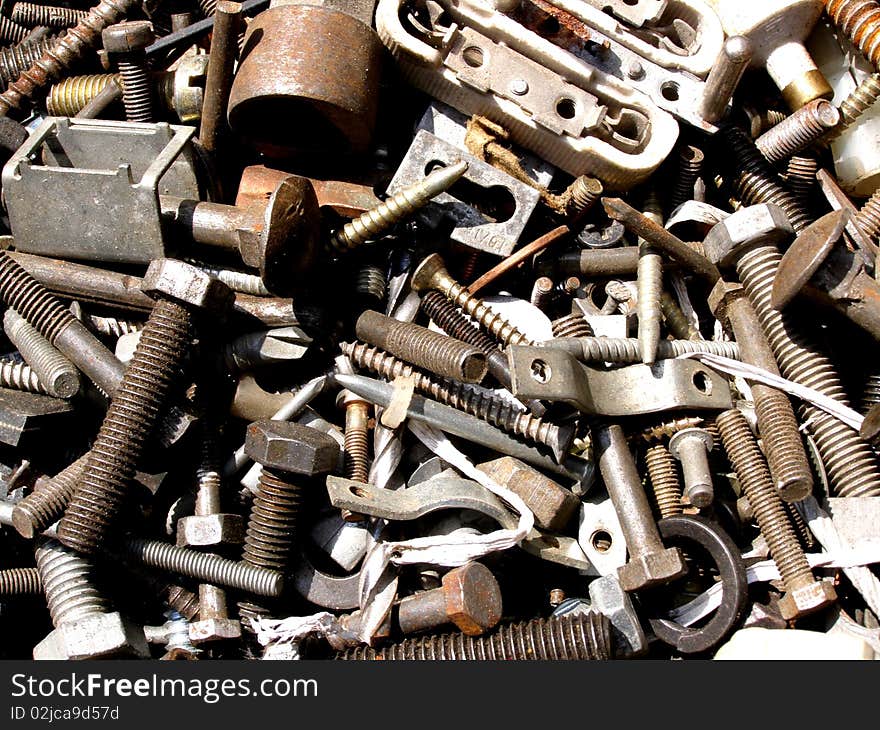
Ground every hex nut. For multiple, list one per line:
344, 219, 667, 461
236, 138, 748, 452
778, 580, 838, 620
442, 562, 503, 636
141, 258, 234, 312
176, 513, 245, 548
102, 21, 155, 54
189, 617, 242, 644
245, 420, 340, 475
617, 547, 687, 592
703, 204, 794, 268
33, 612, 150, 660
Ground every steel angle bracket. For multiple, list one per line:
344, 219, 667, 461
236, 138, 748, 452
507, 346, 732, 415
326, 475, 594, 571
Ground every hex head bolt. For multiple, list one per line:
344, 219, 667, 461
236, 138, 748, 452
396, 562, 503, 636
355, 310, 488, 384
3, 308, 81, 398
715, 409, 836, 620
411, 253, 535, 348
668, 428, 715, 509
159, 175, 320, 296
240, 420, 339, 624
57, 260, 233, 555
593, 423, 687, 592
327, 161, 468, 253
708, 280, 813, 501
101, 20, 154, 122
33, 539, 149, 659
338, 612, 613, 660
704, 204, 880, 498
0, 251, 123, 397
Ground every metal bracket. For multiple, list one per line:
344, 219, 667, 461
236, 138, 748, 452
508, 346, 732, 415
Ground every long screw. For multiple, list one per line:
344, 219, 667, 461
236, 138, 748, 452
659, 292, 699, 340
11, 3, 88, 28
826, 0, 880, 74
338, 613, 612, 660
102, 21, 155, 123
3, 308, 81, 399
0, 567, 42, 595
328, 162, 468, 253
341, 341, 572, 458
824, 71, 880, 143
0, 358, 49, 395
411, 254, 535, 347
0, 37, 55, 87
12, 455, 88, 539
755, 100, 840, 163
58, 261, 230, 555
855, 187, 880, 241
716, 409, 836, 619
0, 17, 29, 44
644, 443, 684, 519
670, 144, 705, 209
0, 0, 140, 116
542, 336, 740, 363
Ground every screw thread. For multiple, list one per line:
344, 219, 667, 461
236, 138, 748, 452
341, 341, 564, 450
551, 313, 594, 338
0, 567, 41, 595
557, 337, 740, 363
659, 292, 699, 340
644, 443, 684, 519
355, 264, 386, 303
855, 186, 880, 241
863, 371, 880, 413
0, 38, 55, 87
124, 537, 283, 597
755, 100, 840, 164
12, 455, 88, 539
199, 0, 217, 16
0, 16, 28, 43
736, 244, 880, 497
85, 314, 143, 339
343, 403, 370, 483
0, 358, 48, 394
3, 308, 80, 398
448, 278, 533, 347
785, 155, 818, 207
46, 73, 118, 116
419, 290, 503, 358
338, 613, 612, 660
459, 250, 481, 283
165, 583, 201, 620
58, 298, 193, 554
833, 72, 880, 138
0, 251, 77, 343
117, 57, 152, 122
185, 261, 271, 296
716, 409, 815, 591
11, 3, 89, 28
826, 0, 880, 73
639, 417, 705, 442
721, 126, 812, 232
35, 539, 108, 627
566, 175, 603, 215
0, 0, 140, 116
670, 144, 704, 209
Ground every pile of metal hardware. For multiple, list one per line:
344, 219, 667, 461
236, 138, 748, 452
0, 0, 879, 661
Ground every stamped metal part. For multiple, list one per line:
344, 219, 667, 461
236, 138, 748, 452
2, 117, 200, 264
508, 346, 733, 415
578, 497, 626, 576
581, 0, 667, 27
376, 0, 679, 187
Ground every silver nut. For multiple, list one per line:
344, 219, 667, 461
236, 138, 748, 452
141, 258, 233, 312
188, 617, 242, 644
176, 513, 245, 547
33, 612, 149, 660
617, 547, 687, 592
102, 21, 155, 54
778, 580, 837, 620
703, 204, 794, 268
244, 420, 339, 475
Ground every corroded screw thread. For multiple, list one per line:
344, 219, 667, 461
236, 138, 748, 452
639, 417, 705, 442
644, 443, 684, 519
566, 175, 603, 215
199, 0, 217, 16
338, 613, 612, 660
0, 358, 49, 394
46, 73, 119, 115
0, 38, 55, 87
784, 500, 816, 550
35, 539, 108, 626
164, 583, 200, 621
419, 291, 505, 363
785, 156, 819, 207
863, 371, 880, 413
828, 72, 880, 141
12, 455, 88, 539
117, 58, 152, 122
355, 264, 386, 303
721, 126, 812, 232
530, 276, 555, 311
343, 401, 370, 483
670, 144, 704, 209
239, 468, 302, 621
85, 314, 143, 339
551, 313, 594, 338
0, 567, 41, 595
341, 341, 566, 451
123, 537, 283, 597
744, 106, 788, 138
11, 3, 89, 28
3, 308, 80, 398
328, 161, 468, 253
552, 337, 740, 362
459, 250, 481, 283
855, 187, 880, 240
755, 100, 840, 163
58, 299, 193, 555
826, 0, 880, 73
0, 251, 78, 341
660, 292, 699, 340
0, 17, 28, 43
716, 410, 816, 592
736, 244, 880, 497
0, 0, 140, 116
185, 261, 271, 296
